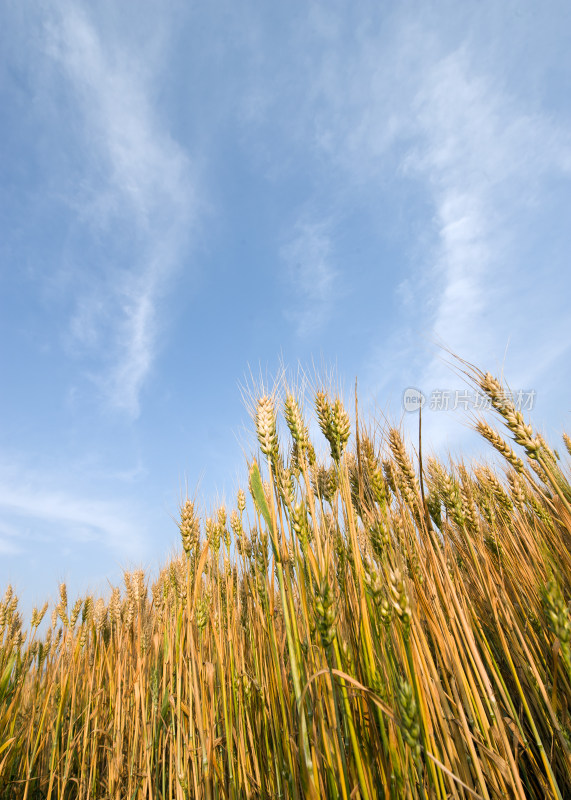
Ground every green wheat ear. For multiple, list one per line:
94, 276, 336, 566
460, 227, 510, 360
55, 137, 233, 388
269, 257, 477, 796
249, 461, 272, 532
0, 654, 16, 704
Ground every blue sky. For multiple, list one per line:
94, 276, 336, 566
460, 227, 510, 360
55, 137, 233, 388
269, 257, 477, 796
2, 0, 571, 615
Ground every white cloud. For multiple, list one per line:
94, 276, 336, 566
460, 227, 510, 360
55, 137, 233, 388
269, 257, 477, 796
277, 11, 571, 440
45, 2, 196, 416
281, 219, 336, 337
0, 478, 147, 560
404, 46, 571, 398
0, 520, 24, 556
0, 540, 22, 556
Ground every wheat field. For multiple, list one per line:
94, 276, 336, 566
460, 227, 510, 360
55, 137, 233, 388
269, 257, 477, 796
1, 362, 571, 799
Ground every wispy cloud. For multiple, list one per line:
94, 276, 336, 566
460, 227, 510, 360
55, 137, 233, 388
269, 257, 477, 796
0, 473, 148, 560
281, 219, 336, 337
272, 10, 571, 440
0, 520, 23, 556
405, 47, 571, 381
45, 2, 196, 416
